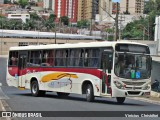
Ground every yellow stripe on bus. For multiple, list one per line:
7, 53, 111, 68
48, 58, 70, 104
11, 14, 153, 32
41, 72, 78, 83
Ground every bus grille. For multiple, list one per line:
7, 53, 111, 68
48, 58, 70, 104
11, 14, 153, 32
128, 91, 141, 95
122, 81, 145, 86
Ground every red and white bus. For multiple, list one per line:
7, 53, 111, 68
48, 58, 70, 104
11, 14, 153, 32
7, 41, 152, 103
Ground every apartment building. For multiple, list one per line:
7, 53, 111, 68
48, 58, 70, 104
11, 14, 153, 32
77, 0, 111, 22
43, 0, 55, 10
53, 0, 78, 23
120, 0, 144, 15
77, 0, 88, 21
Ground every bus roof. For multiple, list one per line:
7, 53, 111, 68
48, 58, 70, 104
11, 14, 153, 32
9, 41, 148, 51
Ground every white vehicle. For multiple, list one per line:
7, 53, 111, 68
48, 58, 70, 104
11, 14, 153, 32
7, 41, 152, 103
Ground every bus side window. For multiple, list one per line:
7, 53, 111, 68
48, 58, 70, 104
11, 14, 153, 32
42, 50, 54, 67
84, 49, 99, 68
55, 50, 68, 67
29, 51, 41, 67
9, 51, 18, 66
68, 49, 82, 67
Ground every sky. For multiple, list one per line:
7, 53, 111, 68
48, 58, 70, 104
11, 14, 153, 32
112, 0, 120, 2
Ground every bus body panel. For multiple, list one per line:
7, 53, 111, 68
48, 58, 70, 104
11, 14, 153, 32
7, 67, 103, 96
7, 41, 151, 100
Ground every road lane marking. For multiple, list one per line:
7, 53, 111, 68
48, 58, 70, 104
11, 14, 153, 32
0, 87, 9, 100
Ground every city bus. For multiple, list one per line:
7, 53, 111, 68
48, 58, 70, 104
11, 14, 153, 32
6, 41, 152, 103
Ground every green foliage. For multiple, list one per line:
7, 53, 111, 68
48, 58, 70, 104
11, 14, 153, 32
30, 13, 40, 20
77, 20, 90, 28
105, 28, 114, 33
49, 14, 57, 22
4, 0, 10, 4
122, 17, 149, 40
18, 0, 28, 9
108, 36, 114, 41
144, 0, 155, 14
122, 0, 160, 40
60, 16, 69, 26
0, 12, 57, 31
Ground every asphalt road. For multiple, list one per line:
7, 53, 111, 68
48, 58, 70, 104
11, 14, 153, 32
0, 57, 160, 120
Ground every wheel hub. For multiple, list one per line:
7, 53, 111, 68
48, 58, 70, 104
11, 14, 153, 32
32, 84, 37, 94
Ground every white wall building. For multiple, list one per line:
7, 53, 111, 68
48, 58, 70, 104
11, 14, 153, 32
43, 0, 50, 9
8, 14, 30, 23
96, 14, 143, 28
43, 0, 55, 11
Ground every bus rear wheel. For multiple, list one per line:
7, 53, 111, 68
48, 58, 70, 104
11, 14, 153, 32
116, 97, 125, 104
57, 92, 70, 98
31, 81, 46, 97
86, 84, 94, 102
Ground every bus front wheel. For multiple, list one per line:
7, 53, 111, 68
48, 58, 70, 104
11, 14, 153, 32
86, 84, 94, 102
116, 97, 125, 104
31, 81, 46, 97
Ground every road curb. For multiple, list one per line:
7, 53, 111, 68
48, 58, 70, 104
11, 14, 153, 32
130, 91, 160, 105
131, 97, 160, 105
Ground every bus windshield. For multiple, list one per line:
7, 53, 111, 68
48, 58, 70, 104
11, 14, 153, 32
114, 53, 151, 79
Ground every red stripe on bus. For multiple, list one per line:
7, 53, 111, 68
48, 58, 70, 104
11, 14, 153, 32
8, 67, 105, 79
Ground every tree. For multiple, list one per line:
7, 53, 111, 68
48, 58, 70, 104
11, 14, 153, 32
48, 14, 57, 22
60, 16, 69, 26
122, 0, 160, 40
144, 0, 155, 14
30, 13, 40, 20
122, 17, 149, 40
77, 20, 90, 28
18, 0, 28, 9
106, 28, 114, 34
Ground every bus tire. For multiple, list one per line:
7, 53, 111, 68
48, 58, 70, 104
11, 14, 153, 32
57, 92, 70, 98
31, 81, 46, 97
116, 97, 125, 104
86, 84, 94, 102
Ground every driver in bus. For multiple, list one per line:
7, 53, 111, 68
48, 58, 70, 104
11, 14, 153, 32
127, 57, 135, 69
125, 57, 136, 78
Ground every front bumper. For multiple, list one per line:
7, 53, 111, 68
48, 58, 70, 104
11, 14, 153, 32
112, 87, 151, 97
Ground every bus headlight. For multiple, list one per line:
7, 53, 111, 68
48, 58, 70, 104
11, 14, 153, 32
114, 81, 125, 89
142, 83, 150, 90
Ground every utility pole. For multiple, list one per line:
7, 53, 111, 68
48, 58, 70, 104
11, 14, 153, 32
119, 14, 125, 40
90, 18, 92, 36
148, 17, 150, 40
90, 4, 93, 36
114, 2, 119, 41
143, 27, 145, 41
55, 22, 57, 44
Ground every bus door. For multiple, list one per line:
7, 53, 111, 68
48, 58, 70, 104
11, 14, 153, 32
18, 51, 28, 88
101, 51, 113, 94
